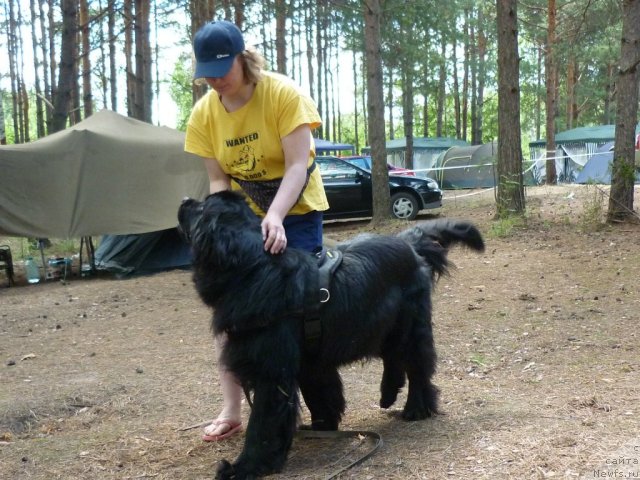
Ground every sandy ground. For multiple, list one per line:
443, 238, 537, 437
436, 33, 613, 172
1, 184, 639, 479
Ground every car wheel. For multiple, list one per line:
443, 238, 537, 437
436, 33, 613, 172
390, 192, 419, 220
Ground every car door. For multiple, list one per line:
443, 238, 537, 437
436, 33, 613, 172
319, 159, 372, 216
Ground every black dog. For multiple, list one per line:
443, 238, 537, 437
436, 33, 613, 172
178, 191, 484, 479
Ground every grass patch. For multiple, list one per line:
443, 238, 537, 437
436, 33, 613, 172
0, 236, 83, 261
580, 184, 607, 232
488, 215, 526, 238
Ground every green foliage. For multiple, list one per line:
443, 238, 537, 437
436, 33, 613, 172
489, 214, 526, 238
580, 184, 607, 232
168, 54, 195, 132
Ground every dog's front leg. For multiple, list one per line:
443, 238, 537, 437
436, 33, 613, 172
216, 378, 299, 479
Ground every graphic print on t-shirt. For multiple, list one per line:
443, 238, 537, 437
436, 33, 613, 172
226, 131, 267, 179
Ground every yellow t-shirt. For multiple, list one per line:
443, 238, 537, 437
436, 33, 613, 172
185, 71, 329, 216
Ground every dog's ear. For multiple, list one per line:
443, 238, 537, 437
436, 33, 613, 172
191, 208, 260, 270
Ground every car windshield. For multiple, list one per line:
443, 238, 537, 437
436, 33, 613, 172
318, 158, 364, 180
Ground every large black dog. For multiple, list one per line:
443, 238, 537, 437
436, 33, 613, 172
178, 191, 484, 479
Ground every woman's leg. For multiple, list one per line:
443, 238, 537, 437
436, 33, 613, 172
203, 334, 244, 440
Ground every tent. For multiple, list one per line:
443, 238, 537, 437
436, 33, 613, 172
529, 125, 640, 183
314, 138, 354, 155
434, 142, 497, 189
362, 137, 470, 174
94, 228, 192, 276
575, 142, 640, 184
530, 144, 589, 183
0, 109, 209, 274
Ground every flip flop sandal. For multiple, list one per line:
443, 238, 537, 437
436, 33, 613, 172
202, 420, 243, 442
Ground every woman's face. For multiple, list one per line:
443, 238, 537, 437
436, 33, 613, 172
205, 56, 245, 97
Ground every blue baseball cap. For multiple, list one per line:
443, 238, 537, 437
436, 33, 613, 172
193, 21, 245, 79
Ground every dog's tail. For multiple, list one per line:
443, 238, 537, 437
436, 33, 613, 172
397, 219, 485, 278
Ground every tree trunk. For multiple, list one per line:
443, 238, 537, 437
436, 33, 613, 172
80, 0, 93, 118
607, 0, 640, 222
108, 0, 118, 110
496, 0, 525, 217
188, 0, 214, 103
37, 0, 52, 133
0, 99, 5, 144
452, 35, 461, 140
7, 0, 21, 142
124, 0, 135, 116
386, 66, 394, 139
364, 0, 390, 222
48, 0, 57, 113
134, 0, 151, 122
566, 55, 578, 129
315, 0, 325, 138
436, 34, 446, 137
29, 0, 45, 138
352, 47, 359, 149
275, 0, 287, 74
475, 7, 487, 145
545, 0, 558, 184
470, 16, 478, 145
462, 8, 470, 141
536, 45, 542, 140
402, 67, 414, 169
305, 3, 315, 101
603, 62, 615, 124
52, 0, 78, 133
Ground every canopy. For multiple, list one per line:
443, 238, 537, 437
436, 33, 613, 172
529, 125, 617, 148
0, 110, 209, 238
314, 138, 354, 154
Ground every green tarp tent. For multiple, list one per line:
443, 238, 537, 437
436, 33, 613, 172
363, 137, 470, 175
0, 109, 208, 238
528, 124, 640, 183
434, 142, 497, 189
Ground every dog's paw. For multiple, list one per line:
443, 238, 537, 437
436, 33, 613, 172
401, 406, 436, 421
215, 460, 260, 480
215, 460, 235, 479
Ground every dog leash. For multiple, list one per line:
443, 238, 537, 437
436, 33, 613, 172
178, 420, 382, 478
295, 429, 383, 480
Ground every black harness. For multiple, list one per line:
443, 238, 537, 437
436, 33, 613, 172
303, 247, 343, 356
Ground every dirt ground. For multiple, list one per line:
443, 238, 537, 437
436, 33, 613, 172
1, 185, 640, 480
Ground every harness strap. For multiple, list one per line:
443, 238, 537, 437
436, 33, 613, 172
231, 161, 317, 213
304, 248, 343, 356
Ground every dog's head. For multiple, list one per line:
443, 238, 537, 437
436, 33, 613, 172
178, 190, 263, 268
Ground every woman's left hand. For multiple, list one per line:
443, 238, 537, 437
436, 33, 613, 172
262, 213, 287, 254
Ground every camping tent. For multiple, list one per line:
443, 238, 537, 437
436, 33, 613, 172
362, 137, 470, 174
575, 141, 640, 184
575, 142, 614, 184
531, 144, 589, 183
314, 138, 354, 155
0, 109, 209, 238
0, 110, 209, 275
434, 142, 497, 189
529, 125, 640, 182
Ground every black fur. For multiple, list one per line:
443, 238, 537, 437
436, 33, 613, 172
178, 190, 484, 479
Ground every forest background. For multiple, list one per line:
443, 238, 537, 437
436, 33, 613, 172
0, 0, 628, 156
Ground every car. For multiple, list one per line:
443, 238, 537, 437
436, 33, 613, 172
341, 155, 416, 176
317, 155, 442, 220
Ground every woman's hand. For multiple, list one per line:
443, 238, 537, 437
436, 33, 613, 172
261, 212, 287, 254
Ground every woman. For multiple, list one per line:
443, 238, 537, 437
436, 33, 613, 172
184, 20, 328, 442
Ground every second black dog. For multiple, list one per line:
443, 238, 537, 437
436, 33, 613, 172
178, 191, 484, 479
